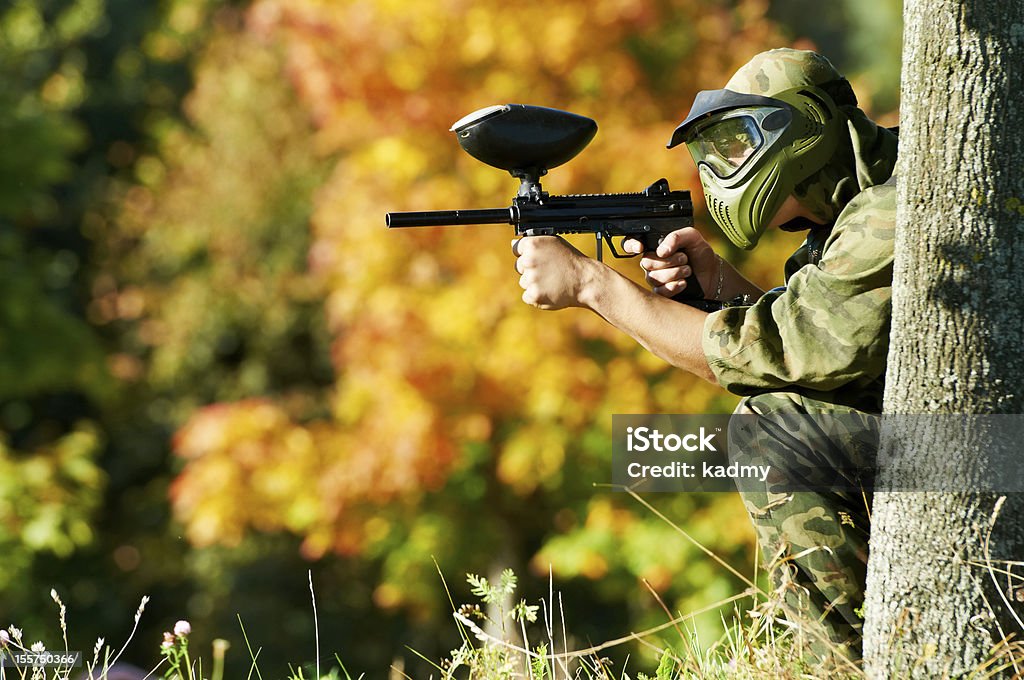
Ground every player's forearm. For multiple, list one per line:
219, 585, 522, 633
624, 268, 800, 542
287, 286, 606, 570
577, 261, 717, 383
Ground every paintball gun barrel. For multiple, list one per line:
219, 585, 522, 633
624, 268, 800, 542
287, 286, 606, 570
385, 103, 708, 303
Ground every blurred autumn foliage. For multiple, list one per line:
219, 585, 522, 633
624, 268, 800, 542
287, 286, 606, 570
0, 0, 902, 674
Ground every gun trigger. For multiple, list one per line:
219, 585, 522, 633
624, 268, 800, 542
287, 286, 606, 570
603, 235, 633, 259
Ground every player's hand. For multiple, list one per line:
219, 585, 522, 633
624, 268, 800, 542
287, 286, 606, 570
622, 228, 718, 298
512, 236, 594, 310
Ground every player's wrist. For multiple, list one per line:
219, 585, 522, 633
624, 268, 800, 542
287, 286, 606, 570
575, 257, 610, 309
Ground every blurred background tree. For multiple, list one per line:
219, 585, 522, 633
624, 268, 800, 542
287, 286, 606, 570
1, 0, 232, 649
1, 0, 108, 593
0, 0, 902, 675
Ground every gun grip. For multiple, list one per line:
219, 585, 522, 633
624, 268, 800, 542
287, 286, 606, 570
636, 233, 705, 301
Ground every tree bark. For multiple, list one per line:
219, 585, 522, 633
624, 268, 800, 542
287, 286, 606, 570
863, 0, 1024, 676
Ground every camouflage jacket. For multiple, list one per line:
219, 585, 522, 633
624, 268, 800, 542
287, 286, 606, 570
702, 182, 896, 412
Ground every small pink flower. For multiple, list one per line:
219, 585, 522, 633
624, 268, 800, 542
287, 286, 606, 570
173, 620, 191, 637
0, 629, 10, 646
162, 632, 175, 649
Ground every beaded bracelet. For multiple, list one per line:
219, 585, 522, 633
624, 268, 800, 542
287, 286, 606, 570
713, 254, 725, 300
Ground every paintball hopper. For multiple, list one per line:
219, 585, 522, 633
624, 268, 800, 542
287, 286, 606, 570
450, 104, 597, 196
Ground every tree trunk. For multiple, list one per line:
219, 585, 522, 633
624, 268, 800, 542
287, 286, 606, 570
863, 0, 1024, 676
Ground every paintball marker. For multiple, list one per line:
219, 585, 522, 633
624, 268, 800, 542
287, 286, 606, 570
385, 103, 712, 306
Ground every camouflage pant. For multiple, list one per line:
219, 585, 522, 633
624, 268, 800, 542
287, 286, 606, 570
728, 391, 878, 660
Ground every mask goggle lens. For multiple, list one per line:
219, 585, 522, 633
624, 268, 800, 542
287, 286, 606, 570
686, 108, 786, 179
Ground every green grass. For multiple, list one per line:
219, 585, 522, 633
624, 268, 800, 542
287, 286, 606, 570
0, 561, 854, 680
6, 489, 1022, 679
0, 485, 863, 680
424, 566, 862, 680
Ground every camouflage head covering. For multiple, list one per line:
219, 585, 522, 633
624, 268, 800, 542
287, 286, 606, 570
726, 49, 897, 224
724, 49, 846, 96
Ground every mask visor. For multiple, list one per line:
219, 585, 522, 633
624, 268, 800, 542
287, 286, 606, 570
690, 115, 768, 178
684, 107, 790, 179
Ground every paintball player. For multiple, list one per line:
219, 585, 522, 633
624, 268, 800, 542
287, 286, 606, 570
511, 48, 897, 658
